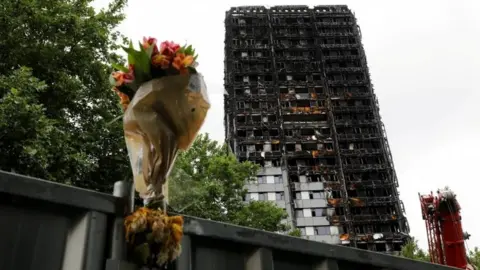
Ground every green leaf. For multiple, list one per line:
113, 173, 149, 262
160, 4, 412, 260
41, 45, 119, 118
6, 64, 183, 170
123, 41, 136, 65
109, 75, 117, 86
112, 63, 129, 72
145, 44, 155, 58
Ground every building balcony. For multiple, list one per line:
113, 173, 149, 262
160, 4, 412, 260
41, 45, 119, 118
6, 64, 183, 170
228, 22, 270, 28
296, 216, 329, 226
313, 5, 351, 14
229, 55, 270, 63
349, 196, 399, 207
284, 135, 330, 143
235, 107, 277, 115
334, 119, 379, 127
283, 120, 329, 129
323, 181, 343, 190
337, 133, 382, 141
350, 214, 399, 224
282, 106, 327, 115
325, 67, 365, 73
288, 165, 338, 175
236, 136, 281, 144
314, 21, 355, 26
233, 93, 278, 101
275, 55, 313, 61
231, 68, 274, 74
272, 43, 316, 50
318, 43, 360, 49
235, 121, 281, 129
280, 93, 323, 101
332, 105, 372, 113
323, 55, 363, 61
257, 166, 283, 175
228, 43, 270, 50
342, 164, 391, 172
352, 232, 409, 242
328, 79, 368, 86
293, 182, 324, 191
236, 151, 283, 160
340, 148, 383, 156
294, 198, 327, 208
315, 31, 356, 37
331, 91, 372, 99
346, 180, 395, 189
245, 183, 285, 193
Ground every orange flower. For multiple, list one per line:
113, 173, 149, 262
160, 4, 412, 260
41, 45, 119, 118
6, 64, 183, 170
152, 54, 171, 69
172, 53, 194, 74
112, 71, 124, 86
112, 70, 134, 87
113, 88, 131, 111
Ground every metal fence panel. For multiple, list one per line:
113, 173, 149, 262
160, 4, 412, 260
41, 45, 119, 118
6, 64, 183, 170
0, 171, 456, 270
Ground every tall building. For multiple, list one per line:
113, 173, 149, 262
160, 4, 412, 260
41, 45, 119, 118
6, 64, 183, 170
223, 5, 410, 253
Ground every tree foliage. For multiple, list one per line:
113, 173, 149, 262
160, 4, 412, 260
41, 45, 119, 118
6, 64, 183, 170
0, 0, 130, 191
468, 247, 480, 269
401, 238, 480, 269
400, 238, 430, 262
168, 134, 289, 232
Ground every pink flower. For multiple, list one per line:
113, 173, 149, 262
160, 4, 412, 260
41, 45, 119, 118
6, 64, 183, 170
160, 41, 180, 56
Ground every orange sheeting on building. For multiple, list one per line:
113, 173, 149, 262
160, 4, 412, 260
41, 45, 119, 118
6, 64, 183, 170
350, 197, 365, 207
328, 198, 343, 206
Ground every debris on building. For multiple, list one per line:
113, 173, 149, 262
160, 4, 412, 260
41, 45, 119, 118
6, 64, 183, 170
224, 5, 410, 253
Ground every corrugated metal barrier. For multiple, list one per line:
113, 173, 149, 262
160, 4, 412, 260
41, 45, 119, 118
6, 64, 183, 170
0, 171, 454, 270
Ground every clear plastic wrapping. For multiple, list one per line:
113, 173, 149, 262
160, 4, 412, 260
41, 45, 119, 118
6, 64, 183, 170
123, 73, 210, 202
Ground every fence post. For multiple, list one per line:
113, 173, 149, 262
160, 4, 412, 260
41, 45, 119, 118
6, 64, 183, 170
105, 181, 137, 270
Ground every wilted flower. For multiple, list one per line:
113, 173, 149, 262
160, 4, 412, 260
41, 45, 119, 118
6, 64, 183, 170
124, 207, 184, 267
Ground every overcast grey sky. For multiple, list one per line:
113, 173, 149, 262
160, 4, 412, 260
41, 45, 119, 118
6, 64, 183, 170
94, 0, 480, 250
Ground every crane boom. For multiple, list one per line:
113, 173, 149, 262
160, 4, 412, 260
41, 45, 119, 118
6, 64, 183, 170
419, 187, 472, 269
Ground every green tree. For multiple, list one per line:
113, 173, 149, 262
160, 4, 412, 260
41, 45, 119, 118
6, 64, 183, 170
0, 0, 130, 191
468, 247, 480, 269
288, 228, 302, 237
168, 133, 289, 232
400, 238, 430, 262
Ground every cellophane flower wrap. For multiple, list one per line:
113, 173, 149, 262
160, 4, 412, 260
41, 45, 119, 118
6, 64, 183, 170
110, 37, 210, 268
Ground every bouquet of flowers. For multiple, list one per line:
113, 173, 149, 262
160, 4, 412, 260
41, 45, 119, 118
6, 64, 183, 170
110, 37, 210, 267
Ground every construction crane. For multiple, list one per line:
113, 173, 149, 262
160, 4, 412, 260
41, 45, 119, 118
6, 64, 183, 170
419, 187, 475, 270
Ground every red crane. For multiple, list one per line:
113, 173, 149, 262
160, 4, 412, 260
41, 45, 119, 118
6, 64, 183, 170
419, 187, 475, 269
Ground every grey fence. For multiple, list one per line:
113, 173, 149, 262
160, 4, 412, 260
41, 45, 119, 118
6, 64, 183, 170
0, 171, 454, 270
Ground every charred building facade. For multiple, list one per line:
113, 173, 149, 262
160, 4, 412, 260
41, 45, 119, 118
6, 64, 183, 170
224, 5, 410, 253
